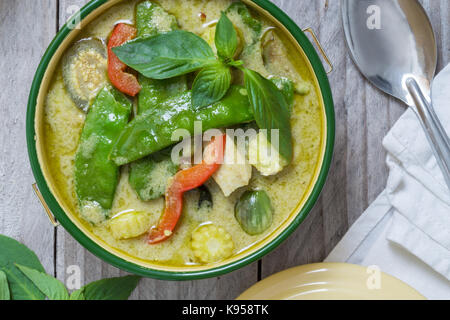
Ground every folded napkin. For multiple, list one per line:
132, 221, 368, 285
325, 64, 450, 300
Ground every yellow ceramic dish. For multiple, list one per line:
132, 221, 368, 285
237, 263, 425, 300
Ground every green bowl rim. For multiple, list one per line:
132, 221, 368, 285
26, 0, 335, 280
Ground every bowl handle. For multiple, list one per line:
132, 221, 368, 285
32, 183, 59, 227
303, 28, 333, 74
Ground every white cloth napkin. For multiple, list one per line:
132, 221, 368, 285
325, 64, 450, 300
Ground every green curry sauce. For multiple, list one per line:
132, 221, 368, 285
43, 0, 323, 267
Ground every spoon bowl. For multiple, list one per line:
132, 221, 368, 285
342, 0, 450, 191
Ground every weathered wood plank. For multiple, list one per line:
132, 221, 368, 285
0, 0, 57, 275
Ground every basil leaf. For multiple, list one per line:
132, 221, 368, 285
69, 288, 86, 300
0, 270, 10, 300
215, 12, 238, 60
192, 63, 232, 109
243, 68, 293, 162
15, 264, 69, 300
0, 235, 46, 300
81, 276, 140, 300
113, 30, 216, 79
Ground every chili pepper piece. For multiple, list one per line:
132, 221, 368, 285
108, 23, 141, 96
148, 135, 226, 244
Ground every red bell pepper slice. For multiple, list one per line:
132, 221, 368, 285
148, 134, 226, 244
107, 23, 141, 97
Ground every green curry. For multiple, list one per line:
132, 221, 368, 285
43, 0, 323, 267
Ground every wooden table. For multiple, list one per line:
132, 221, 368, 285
0, 0, 448, 299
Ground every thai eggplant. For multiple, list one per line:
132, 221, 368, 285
235, 190, 273, 235
62, 38, 108, 112
110, 85, 254, 166
74, 86, 132, 224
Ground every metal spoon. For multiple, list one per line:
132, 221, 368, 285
341, 0, 450, 191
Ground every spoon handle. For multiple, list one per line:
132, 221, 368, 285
406, 78, 450, 192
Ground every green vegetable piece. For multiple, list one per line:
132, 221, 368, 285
226, 2, 262, 42
0, 270, 10, 300
136, 1, 178, 38
192, 62, 232, 110
75, 86, 132, 223
243, 68, 293, 163
0, 235, 46, 300
138, 74, 188, 114
111, 85, 254, 165
135, 3, 187, 115
77, 276, 140, 300
62, 38, 108, 112
112, 30, 216, 79
70, 288, 86, 300
235, 190, 273, 235
270, 77, 295, 112
216, 12, 238, 60
15, 264, 69, 300
130, 3, 185, 200
129, 148, 179, 201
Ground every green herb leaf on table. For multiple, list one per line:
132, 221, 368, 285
15, 264, 69, 300
215, 12, 238, 60
242, 68, 293, 162
112, 30, 217, 79
69, 288, 86, 300
0, 270, 10, 300
0, 235, 46, 300
79, 276, 140, 300
192, 62, 232, 109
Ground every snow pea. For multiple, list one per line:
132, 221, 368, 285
74, 86, 132, 223
110, 85, 254, 166
135, 2, 187, 114
137, 74, 187, 114
129, 1, 186, 201
226, 2, 262, 38
136, 1, 178, 38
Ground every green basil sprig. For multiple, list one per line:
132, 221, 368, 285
69, 276, 140, 300
192, 63, 232, 109
0, 270, 10, 300
0, 234, 46, 300
15, 264, 69, 300
112, 30, 217, 80
242, 69, 293, 162
113, 11, 293, 163
0, 234, 140, 300
215, 12, 238, 61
